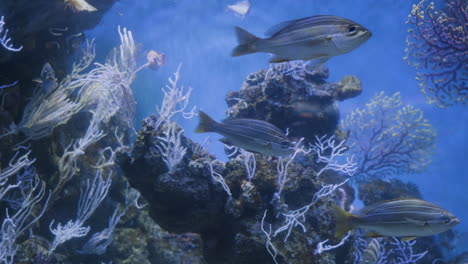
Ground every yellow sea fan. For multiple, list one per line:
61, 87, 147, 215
64, 0, 97, 12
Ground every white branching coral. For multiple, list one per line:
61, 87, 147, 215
226, 145, 257, 181
19, 26, 139, 141
315, 231, 351, 254
313, 135, 357, 178
77, 26, 138, 130
208, 160, 231, 198
18, 88, 84, 140
261, 135, 357, 263
0, 16, 22, 52
260, 210, 279, 264
0, 150, 35, 200
275, 138, 310, 198
156, 122, 187, 172
49, 170, 111, 253
353, 237, 428, 264
17, 40, 96, 140
46, 27, 142, 202
155, 64, 196, 131
0, 176, 49, 264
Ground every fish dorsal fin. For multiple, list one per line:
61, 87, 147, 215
265, 16, 313, 37
401, 237, 417, 242
265, 15, 344, 38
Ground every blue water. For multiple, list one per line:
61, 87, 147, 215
88, 0, 467, 254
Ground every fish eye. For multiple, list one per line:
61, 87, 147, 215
346, 25, 359, 36
440, 214, 451, 224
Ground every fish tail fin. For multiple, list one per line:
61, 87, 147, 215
196, 111, 218, 133
231, 26, 259, 57
331, 204, 355, 238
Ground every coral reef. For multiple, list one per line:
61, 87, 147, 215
117, 113, 359, 263
0, 2, 456, 263
225, 61, 362, 142
405, 0, 468, 107
341, 91, 436, 182
358, 178, 422, 206
0, 0, 119, 138
118, 116, 226, 234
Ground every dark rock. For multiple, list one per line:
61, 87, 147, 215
148, 233, 206, 264
117, 115, 227, 234
336, 75, 362, 101
358, 178, 422, 206
225, 63, 361, 143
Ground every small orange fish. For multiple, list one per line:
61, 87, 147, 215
147, 50, 165, 71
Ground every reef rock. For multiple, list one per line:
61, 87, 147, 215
225, 62, 362, 142
358, 178, 422, 206
117, 115, 227, 234
118, 114, 356, 263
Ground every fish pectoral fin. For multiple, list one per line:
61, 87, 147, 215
269, 54, 290, 63
365, 232, 383, 238
255, 138, 272, 149
401, 236, 417, 241
219, 138, 233, 145
32, 78, 43, 83
405, 218, 428, 227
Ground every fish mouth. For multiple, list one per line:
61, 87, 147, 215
453, 218, 460, 225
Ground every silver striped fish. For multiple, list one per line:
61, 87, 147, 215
195, 111, 294, 156
332, 199, 459, 240
231, 15, 371, 64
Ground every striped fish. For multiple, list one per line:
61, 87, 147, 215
232, 15, 371, 64
332, 199, 459, 241
195, 111, 294, 156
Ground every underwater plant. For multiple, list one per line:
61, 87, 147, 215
353, 236, 428, 264
49, 169, 111, 253
0, 161, 49, 264
0, 15, 21, 132
154, 64, 196, 131
0, 16, 22, 52
32, 253, 59, 264
261, 135, 357, 262
405, 0, 468, 107
156, 122, 187, 172
341, 92, 436, 182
